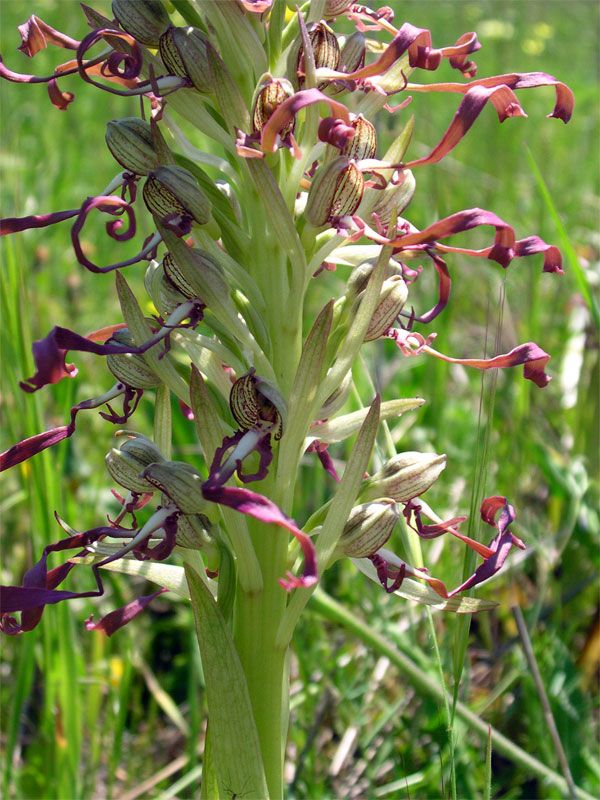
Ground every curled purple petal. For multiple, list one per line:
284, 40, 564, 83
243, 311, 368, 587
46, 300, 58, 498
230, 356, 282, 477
17, 15, 80, 56
85, 588, 168, 636
404, 85, 526, 170
1, 208, 79, 236
448, 496, 525, 596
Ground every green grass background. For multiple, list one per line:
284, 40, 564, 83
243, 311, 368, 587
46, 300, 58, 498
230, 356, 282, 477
1, 1, 598, 798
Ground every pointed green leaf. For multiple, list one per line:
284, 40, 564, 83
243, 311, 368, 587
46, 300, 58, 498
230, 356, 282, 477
287, 300, 334, 432
307, 397, 425, 444
206, 43, 252, 133
185, 563, 269, 799
276, 397, 380, 647
315, 396, 380, 565
246, 160, 307, 276
115, 271, 191, 402
383, 114, 415, 165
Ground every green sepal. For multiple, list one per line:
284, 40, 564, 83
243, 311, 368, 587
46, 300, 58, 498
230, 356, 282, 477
185, 563, 269, 799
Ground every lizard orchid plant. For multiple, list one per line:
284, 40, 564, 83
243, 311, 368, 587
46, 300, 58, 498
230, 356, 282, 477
0, 1, 573, 796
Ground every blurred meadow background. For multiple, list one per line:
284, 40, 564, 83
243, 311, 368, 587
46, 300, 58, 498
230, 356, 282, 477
1, 1, 598, 798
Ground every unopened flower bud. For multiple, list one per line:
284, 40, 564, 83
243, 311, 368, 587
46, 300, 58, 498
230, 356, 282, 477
360, 452, 447, 503
341, 114, 377, 161
288, 21, 340, 90
106, 329, 161, 388
159, 26, 212, 94
105, 118, 159, 175
230, 370, 285, 439
142, 461, 206, 513
364, 275, 408, 341
334, 499, 399, 558
372, 169, 416, 225
105, 432, 165, 493
156, 270, 191, 315
112, 0, 170, 47
339, 30, 366, 72
252, 77, 295, 134
345, 258, 405, 298
162, 248, 225, 303
305, 156, 364, 227
143, 165, 211, 226
176, 513, 214, 550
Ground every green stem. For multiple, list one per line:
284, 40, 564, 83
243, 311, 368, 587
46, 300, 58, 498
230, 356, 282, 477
232, 478, 290, 799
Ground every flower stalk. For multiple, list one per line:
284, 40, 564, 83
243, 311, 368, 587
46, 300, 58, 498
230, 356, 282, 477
0, 1, 574, 796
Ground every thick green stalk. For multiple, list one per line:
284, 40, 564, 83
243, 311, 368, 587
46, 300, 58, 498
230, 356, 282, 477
232, 476, 290, 799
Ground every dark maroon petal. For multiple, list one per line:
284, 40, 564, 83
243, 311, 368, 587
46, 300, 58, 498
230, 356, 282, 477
514, 236, 563, 274
0, 527, 112, 632
410, 71, 573, 124
202, 484, 318, 590
368, 552, 407, 593
404, 85, 526, 170
0, 208, 79, 236
447, 495, 525, 596
423, 339, 552, 387
47, 77, 74, 109
261, 89, 350, 154
17, 15, 80, 57
71, 195, 146, 273
0, 584, 97, 613
306, 442, 341, 482
331, 22, 480, 80
480, 495, 516, 535
408, 253, 450, 324
76, 29, 144, 96
390, 207, 516, 267
318, 117, 355, 149
20, 328, 78, 393
85, 588, 168, 636
19, 325, 139, 393
0, 425, 72, 471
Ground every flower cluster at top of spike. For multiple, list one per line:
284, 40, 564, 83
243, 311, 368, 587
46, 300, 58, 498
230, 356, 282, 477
0, 0, 573, 634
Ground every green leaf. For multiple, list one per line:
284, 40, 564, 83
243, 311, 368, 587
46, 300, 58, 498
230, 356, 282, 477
206, 43, 252, 133
307, 397, 425, 444
246, 159, 307, 276
115, 271, 191, 402
315, 396, 380, 567
276, 396, 381, 647
284, 301, 334, 444
185, 563, 269, 800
